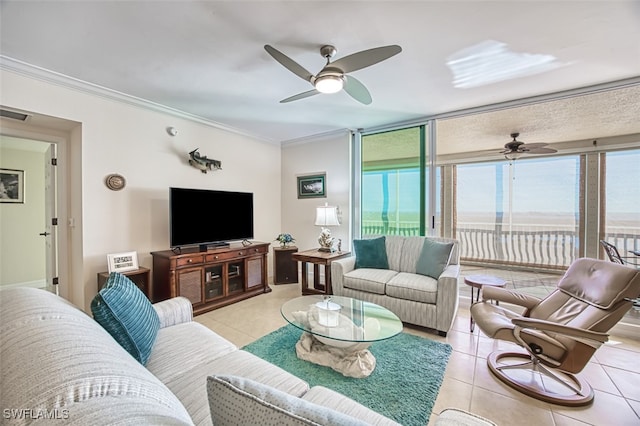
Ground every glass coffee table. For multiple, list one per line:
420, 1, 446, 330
281, 295, 403, 378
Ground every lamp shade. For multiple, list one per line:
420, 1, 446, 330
315, 204, 340, 227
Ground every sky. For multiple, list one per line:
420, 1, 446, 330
363, 151, 640, 219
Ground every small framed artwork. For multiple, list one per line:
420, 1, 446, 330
297, 173, 326, 199
107, 251, 139, 273
0, 168, 25, 203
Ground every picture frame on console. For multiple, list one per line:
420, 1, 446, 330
107, 251, 139, 273
297, 173, 326, 199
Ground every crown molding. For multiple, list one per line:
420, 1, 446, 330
0, 55, 278, 145
280, 128, 352, 147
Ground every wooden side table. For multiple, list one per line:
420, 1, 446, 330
274, 246, 298, 284
97, 267, 151, 299
464, 274, 507, 332
292, 249, 351, 295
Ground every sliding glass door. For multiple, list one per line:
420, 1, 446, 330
361, 126, 439, 237
456, 156, 580, 269
603, 149, 640, 254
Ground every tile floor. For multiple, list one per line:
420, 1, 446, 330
194, 266, 640, 426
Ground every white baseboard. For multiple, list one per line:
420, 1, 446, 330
0, 279, 47, 289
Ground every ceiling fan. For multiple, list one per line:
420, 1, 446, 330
500, 132, 557, 160
264, 44, 402, 105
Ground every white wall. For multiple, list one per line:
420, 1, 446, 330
281, 131, 352, 254
0, 70, 282, 310
0, 146, 46, 286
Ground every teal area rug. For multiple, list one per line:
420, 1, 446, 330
243, 325, 452, 426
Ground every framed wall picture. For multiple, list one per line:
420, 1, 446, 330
0, 168, 25, 203
297, 173, 326, 199
107, 251, 139, 273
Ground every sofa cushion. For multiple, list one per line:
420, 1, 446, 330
207, 375, 369, 426
91, 272, 160, 365
146, 321, 237, 380
302, 386, 401, 426
416, 238, 454, 279
386, 272, 438, 304
162, 350, 310, 425
343, 268, 398, 295
354, 236, 389, 269
383, 235, 406, 272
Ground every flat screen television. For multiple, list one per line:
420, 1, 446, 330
169, 187, 254, 250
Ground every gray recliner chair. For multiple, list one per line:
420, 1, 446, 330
470, 258, 640, 406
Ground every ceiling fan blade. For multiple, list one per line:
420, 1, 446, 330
331, 45, 402, 73
344, 75, 372, 105
280, 89, 320, 103
527, 147, 558, 154
520, 142, 548, 150
264, 45, 314, 82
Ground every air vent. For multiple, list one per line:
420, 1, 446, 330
0, 109, 30, 121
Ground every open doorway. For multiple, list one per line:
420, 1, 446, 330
0, 136, 57, 293
1, 108, 81, 304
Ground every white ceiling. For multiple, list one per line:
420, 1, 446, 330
1, 1, 640, 152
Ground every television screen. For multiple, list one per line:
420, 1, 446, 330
169, 187, 254, 249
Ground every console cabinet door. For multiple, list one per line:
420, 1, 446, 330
176, 267, 203, 305
246, 256, 264, 289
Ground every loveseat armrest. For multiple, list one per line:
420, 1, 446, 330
330, 256, 356, 295
153, 296, 193, 328
435, 263, 461, 334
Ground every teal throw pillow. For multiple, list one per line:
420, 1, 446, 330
354, 236, 389, 269
416, 239, 454, 279
91, 272, 160, 365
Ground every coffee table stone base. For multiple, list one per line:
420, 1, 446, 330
295, 332, 376, 378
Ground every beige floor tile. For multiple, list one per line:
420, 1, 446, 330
471, 356, 550, 403
595, 345, 640, 371
432, 377, 473, 413
551, 390, 640, 426
602, 366, 640, 401
470, 389, 554, 426
444, 351, 477, 384
196, 317, 255, 347
628, 399, 640, 418
444, 329, 479, 356
580, 362, 621, 396
475, 335, 521, 360
551, 412, 592, 426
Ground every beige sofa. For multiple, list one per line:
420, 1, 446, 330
0, 287, 398, 425
331, 236, 460, 336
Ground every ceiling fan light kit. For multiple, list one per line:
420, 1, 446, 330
314, 75, 344, 94
264, 43, 402, 104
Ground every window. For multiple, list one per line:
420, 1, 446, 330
361, 127, 422, 236
603, 149, 640, 254
456, 156, 580, 268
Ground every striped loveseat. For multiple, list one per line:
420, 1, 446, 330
332, 236, 460, 336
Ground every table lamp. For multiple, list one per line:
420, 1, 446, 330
315, 203, 340, 252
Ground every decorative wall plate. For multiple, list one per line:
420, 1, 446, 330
105, 173, 126, 191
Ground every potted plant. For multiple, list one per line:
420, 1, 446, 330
275, 233, 295, 248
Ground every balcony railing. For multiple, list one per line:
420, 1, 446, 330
456, 227, 577, 269
362, 220, 639, 270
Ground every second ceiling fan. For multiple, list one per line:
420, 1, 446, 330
264, 44, 402, 105
500, 133, 557, 160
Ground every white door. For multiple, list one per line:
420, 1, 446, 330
43, 144, 58, 294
